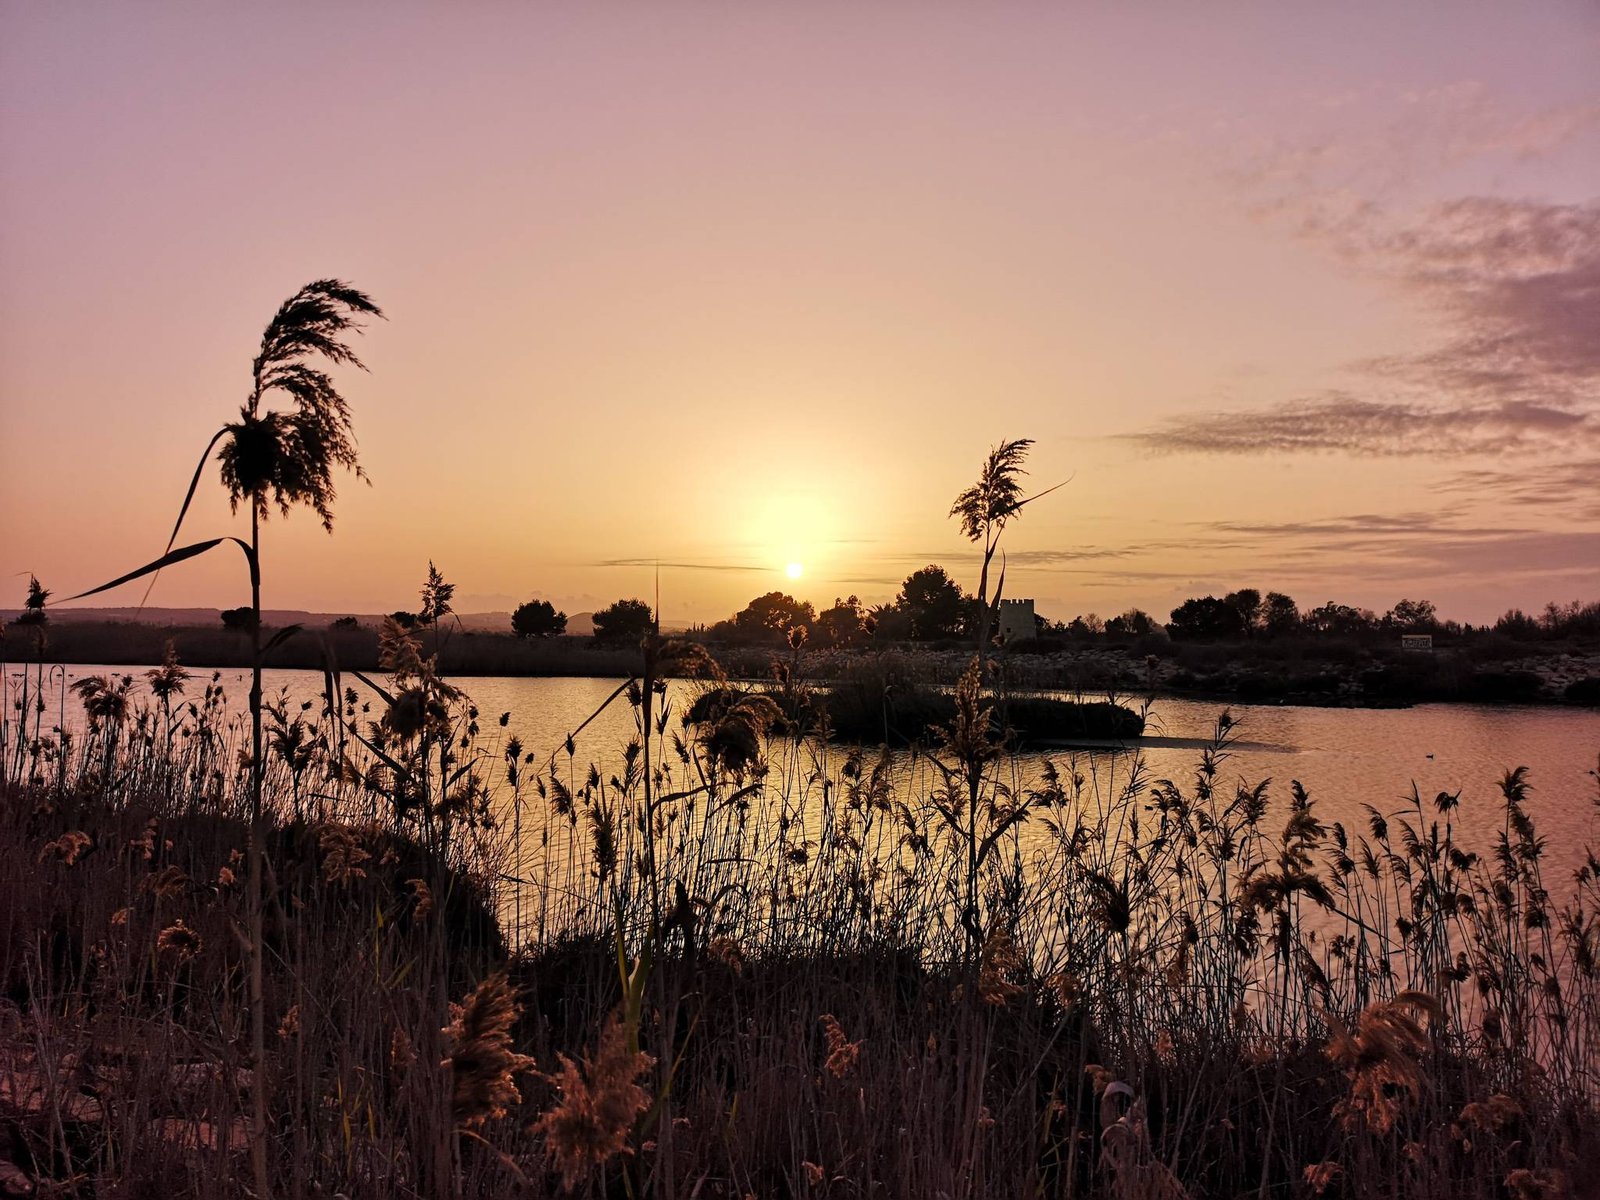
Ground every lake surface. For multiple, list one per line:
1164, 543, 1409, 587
10, 664, 1600, 881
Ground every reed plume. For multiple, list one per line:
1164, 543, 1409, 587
1325, 990, 1442, 1133
442, 972, 535, 1128
532, 1011, 655, 1190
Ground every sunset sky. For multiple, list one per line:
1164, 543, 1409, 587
3, 4, 1597, 626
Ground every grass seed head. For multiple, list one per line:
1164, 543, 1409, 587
1325, 991, 1441, 1133
157, 919, 203, 961
442, 972, 535, 1128
38, 830, 92, 865
819, 1014, 862, 1078
319, 824, 370, 884
532, 1012, 655, 1190
406, 877, 434, 918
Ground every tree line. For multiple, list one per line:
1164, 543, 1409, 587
193, 581, 1598, 649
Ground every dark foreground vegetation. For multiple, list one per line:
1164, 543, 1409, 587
3, 633, 1597, 1198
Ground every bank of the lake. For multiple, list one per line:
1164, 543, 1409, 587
8, 619, 1600, 710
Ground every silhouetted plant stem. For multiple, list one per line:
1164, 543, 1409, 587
247, 503, 273, 1200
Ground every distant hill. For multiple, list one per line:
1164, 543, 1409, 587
0, 606, 516, 633
1, 606, 689, 637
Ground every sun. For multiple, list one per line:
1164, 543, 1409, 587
785, 561, 804, 580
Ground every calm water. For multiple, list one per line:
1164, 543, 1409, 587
11, 665, 1600, 878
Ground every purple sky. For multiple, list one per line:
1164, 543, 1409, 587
2, 3, 1597, 624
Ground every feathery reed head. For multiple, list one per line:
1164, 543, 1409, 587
442, 972, 535, 1128
532, 1011, 655, 1190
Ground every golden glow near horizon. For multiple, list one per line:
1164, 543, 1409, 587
785, 562, 804, 581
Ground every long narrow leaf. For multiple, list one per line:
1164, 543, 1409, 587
318, 633, 344, 759
56, 537, 252, 604
350, 669, 397, 708
347, 725, 410, 783
547, 676, 636, 767
165, 428, 230, 555
261, 624, 304, 657
1015, 475, 1072, 512
990, 553, 1007, 622
137, 427, 230, 609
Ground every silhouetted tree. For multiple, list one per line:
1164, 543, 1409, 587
221, 606, 259, 632
593, 598, 654, 643
512, 598, 567, 638
815, 595, 867, 647
329, 615, 359, 629
1261, 592, 1300, 636
1067, 613, 1105, 637
1385, 598, 1438, 631
897, 565, 968, 640
1167, 596, 1247, 641
1224, 588, 1262, 634
1304, 601, 1377, 636
1104, 608, 1157, 637
733, 591, 815, 641
389, 610, 419, 629
1541, 600, 1600, 638
1495, 608, 1541, 639
867, 602, 911, 641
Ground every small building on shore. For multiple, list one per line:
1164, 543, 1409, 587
1400, 633, 1434, 652
997, 598, 1037, 643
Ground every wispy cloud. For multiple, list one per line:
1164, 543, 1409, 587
1128, 86, 1600, 463
1125, 391, 1594, 456
1202, 512, 1511, 538
1223, 83, 1600, 198
1345, 197, 1600, 408
1126, 196, 1600, 458
1436, 458, 1600, 520
597, 557, 770, 573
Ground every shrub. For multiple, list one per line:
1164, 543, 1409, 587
1565, 676, 1600, 706
1464, 669, 1545, 704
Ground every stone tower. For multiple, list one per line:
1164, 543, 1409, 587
996, 598, 1037, 643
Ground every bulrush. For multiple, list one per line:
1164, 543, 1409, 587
441, 972, 535, 1129
532, 1012, 655, 1190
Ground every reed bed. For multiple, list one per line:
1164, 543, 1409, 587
2, 632, 1596, 1199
